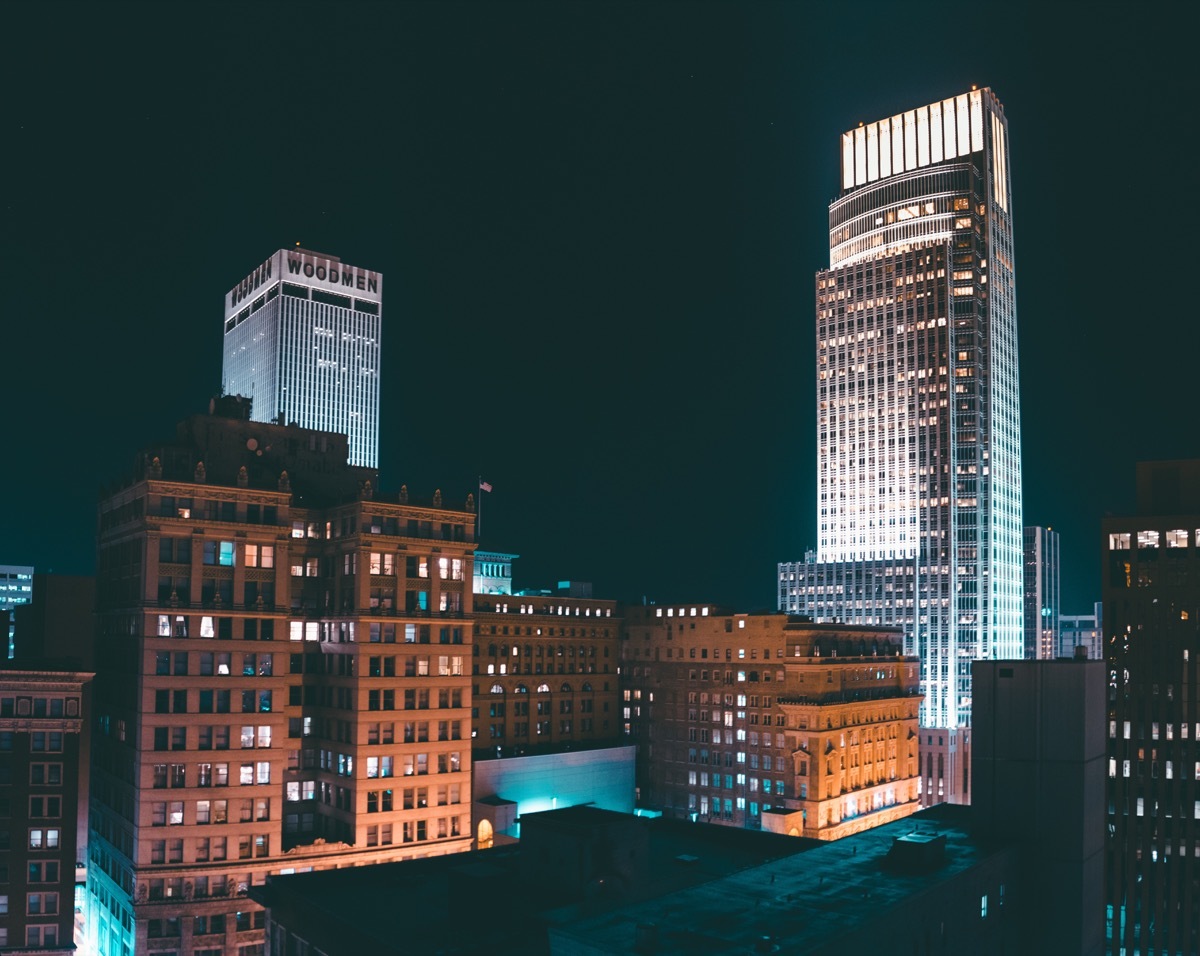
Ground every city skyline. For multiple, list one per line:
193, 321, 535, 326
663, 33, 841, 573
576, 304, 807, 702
4, 2, 1195, 615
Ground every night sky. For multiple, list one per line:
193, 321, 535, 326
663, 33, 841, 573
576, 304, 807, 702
3, 2, 1195, 613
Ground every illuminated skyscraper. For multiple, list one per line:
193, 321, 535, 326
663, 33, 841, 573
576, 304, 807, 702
779, 88, 1022, 751
221, 248, 382, 468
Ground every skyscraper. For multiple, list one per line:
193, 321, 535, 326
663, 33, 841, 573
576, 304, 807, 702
1104, 460, 1200, 955
222, 248, 382, 468
1023, 525, 1061, 659
779, 88, 1022, 745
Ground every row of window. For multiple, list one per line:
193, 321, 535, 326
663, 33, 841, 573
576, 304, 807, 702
151, 754, 273, 788
0, 925, 60, 949
0, 731, 63, 752
0, 796, 63, 818
147, 910, 265, 937
0, 862, 61, 885
487, 718, 593, 738
1109, 530, 1197, 550
0, 697, 79, 718
154, 650, 273, 676
151, 798, 270, 827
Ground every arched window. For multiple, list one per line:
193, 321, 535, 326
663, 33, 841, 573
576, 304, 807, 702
560, 682, 572, 693
536, 683, 550, 694
581, 682, 592, 692
515, 684, 528, 694
490, 684, 504, 694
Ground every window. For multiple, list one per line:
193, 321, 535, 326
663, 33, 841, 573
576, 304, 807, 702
28, 828, 60, 849
245, 544, 275, 568
203, 540, 236, 566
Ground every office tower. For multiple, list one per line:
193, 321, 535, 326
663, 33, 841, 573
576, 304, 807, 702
1, 564, 35, 658
1103, 460, 1200, 955
221, 249, 382, 468
0, 665, 91, 954
87, 405, 475, 956
1023, 526, 1061, 659
1061, 602, 1103, 660
779, 88, 1022, 762
621, 605, 920, 839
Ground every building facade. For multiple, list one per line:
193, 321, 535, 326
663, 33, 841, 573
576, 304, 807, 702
472, 551, 518, 596
1103, 461, 1200, 956
87, 409, 476, 956
1061, 602, 1103, 660
779, 87, 1022, 742
1023, 525, 1061, 659
472, 593, 622, 756
0, 666, 91, 954
221, 249, 382, 468
622, 606, 920, 840
0, 564, 35, 659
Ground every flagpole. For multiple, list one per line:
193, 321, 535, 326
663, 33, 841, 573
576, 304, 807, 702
477, 475, 483, 542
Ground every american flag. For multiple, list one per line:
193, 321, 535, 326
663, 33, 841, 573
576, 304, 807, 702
479, 480, 493, 493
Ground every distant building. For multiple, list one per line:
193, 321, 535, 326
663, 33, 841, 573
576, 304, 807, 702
0, 664, 92, 954
1023, 526, 1061, 659
622, 605, 921, 840
1060, 602, 1103, 660
918, 727, 972, 808
473, 551, 518, 595
87, 406, 477, 956
221, 249, 382, 468
1104, 460, 1200, 955
0, 564, 35, 659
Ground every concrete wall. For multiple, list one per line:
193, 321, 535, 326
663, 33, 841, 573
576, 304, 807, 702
472, 745, 636, 835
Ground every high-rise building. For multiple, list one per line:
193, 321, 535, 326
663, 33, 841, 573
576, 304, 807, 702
1103, 460, 1200, 955
621, 605, 921, 839
221, 249, 382, 468
87, 406, 476, 956
779, 88, 1022, 756
1023, 525, 1061, 659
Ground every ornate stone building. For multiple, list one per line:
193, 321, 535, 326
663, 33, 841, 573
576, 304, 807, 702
621, 606, 920, 840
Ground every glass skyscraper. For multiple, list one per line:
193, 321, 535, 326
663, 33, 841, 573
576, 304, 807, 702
221, 248, 382, 468
779, 88, 1022, 733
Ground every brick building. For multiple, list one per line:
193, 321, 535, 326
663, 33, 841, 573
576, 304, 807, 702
0, 665, 91, 953
621, 605, 920, 840
87, 404, 477, 956
471, 593, 622, 757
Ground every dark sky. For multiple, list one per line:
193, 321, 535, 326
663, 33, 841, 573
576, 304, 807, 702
2, 2, 1195, 613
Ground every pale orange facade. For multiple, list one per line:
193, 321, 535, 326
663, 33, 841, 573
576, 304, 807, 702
621, 606, 920, 840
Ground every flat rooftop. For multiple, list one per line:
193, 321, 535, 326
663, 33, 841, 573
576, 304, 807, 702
547, 804, 996, 954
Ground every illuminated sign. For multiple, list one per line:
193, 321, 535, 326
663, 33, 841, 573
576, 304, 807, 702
228, 255, 274, 309
224, 250, 383, 320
